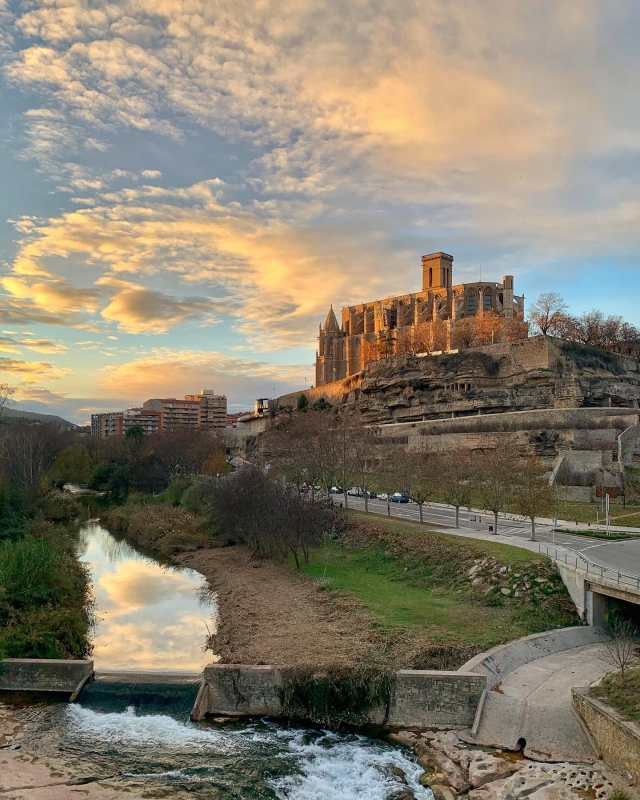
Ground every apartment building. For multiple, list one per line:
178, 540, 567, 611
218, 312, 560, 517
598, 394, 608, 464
92, 390, 227, 438
122, 407, 161, 436
91, 411, 123, 437
143, 390, 227, 432
184, 389, 227, 429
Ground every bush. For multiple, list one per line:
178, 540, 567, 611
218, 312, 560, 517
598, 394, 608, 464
0, 521, 93, 658
41, 490, 82, 521
124, 505, 210, 556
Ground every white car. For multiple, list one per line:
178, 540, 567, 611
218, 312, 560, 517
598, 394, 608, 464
378, 492, 388, 501
347, 487, 364, 497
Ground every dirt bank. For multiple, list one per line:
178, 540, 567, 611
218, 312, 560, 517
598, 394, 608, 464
176, 545, 392, 669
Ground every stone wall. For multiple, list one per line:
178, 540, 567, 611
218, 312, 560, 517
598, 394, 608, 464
0, 658, 93, 694
572, 689, 640, 783
387, 670, 486, 728
203, 664, 486, 728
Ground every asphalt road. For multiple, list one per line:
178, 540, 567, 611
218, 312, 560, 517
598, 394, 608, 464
337, 495, 640, 579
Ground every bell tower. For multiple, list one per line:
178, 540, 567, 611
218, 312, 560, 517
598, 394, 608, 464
422, 252, 453, 291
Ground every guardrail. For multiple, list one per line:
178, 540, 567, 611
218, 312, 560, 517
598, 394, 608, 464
538, 543, 640, 592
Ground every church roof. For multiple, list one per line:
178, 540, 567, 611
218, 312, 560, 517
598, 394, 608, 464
323, 305, 340, 331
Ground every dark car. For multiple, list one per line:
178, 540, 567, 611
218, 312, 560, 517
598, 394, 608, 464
390, 492, 410, 503
367, 490, 377, 499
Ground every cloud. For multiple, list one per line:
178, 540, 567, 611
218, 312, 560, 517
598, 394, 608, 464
99, 348, 307, 404
0, 335, 67, 354
100, 285, 221, 333
0, 357, 70, 383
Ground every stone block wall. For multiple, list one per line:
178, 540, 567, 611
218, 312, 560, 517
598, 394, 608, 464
203, 665, 486, 728
387, 670, 486, 728
573, 689, 640, 783
0, 658, 93, 693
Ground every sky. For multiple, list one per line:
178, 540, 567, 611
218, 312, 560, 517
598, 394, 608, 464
1, 1, 640, 424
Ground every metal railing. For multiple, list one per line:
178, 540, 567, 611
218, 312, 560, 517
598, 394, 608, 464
538, 543, 640, 592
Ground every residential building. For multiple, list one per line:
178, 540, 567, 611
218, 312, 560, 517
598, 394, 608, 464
91, 411, 123, 438
184, 389, 227, 429
122, 407, 161, 436
143, 390, 227, 431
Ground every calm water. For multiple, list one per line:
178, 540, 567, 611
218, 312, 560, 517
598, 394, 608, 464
77, 519, 215, 671
17, 518, 431, 799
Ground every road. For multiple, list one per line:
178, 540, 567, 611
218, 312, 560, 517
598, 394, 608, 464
337, 495, 640, 579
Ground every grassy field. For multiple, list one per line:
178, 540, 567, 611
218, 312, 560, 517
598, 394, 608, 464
296, 514, 580, 663
553, 499, 640, 527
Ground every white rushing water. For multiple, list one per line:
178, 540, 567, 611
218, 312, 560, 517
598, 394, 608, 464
55, 517, 433, 799
63, 705, 432, 799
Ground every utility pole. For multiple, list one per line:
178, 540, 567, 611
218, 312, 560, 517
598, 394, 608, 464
606, 492, 610, 537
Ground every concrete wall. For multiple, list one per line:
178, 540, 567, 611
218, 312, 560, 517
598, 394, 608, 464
573, 689, 640, 783
0, 659, 93, 694
202, 665, 486, 728
459, 627, 606, 689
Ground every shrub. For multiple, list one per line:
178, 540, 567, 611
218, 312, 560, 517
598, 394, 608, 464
0, 521, 93, 659
41, 490, 82, 521
125, 505, 210, 556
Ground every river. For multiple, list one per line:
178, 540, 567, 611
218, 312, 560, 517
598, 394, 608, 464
13, 517, 432, 799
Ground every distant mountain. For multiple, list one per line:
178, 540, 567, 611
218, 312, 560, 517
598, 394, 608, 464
1, 407, 76, 427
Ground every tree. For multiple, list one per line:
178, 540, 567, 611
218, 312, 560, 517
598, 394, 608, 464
2, 423, 69, 509
0, 383, 13, 416
601, 615, 638, 684
405, 450, 437, 523
297, 393, 309, 411
473, 442, 519, 535
49, 444, 92, 486
511, 456, 555, 541
453, 317, 479, 349
528, 292, 568, 335
125, 424, 145, 441
437, 449, 473, 528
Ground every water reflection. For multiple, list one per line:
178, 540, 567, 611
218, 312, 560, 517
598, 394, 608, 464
78, 520, 217, 671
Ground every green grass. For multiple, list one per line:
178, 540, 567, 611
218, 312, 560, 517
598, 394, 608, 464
350, 511, 537, 565
592, 667, 640, 723
553, 500, 640, 528
300, 541, 535, 645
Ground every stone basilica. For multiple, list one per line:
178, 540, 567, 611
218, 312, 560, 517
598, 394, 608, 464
315, 252, 525, 386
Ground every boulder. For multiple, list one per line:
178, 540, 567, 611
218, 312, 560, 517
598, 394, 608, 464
467, 752, 520, 788
390, 731, 419, 748
415, 742, 470, 793
467, 762, 613, 800
430, 785, 457, 800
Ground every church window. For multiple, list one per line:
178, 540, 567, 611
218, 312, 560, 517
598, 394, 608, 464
483, 293, 492, 311
428, 268, 433, 288
467, 293, 477, 315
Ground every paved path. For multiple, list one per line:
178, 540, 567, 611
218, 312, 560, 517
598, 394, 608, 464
466, 643, 609, 762
340, 496, 640, 579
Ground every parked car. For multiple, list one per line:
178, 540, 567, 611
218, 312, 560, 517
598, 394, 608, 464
329, 486, 343, 494
347, 487, 366, 497
367, 490, 377, 499
390, 492, 410, 503
377, 492, 388, 501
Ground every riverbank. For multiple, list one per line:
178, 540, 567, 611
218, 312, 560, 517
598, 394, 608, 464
176, 514, 580, 670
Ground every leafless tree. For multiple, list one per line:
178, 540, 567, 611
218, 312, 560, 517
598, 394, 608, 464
511, 456, 555, 541
473, 441, 519, 535
437, 449, 473, 528
1, 422, 69, 506
601, 616, 639, 684
528, 292, 568, 335
405, 450, 437, 523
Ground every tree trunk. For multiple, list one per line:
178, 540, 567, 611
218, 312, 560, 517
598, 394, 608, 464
455, 505, 460, 528
387, 498, 391, 517
419, 503, 423, 524
364, 492, 369, 513
530, 517, 536, 542
343, 490, 349, 510
493, 510, 499, 534
311, 486, 315, 503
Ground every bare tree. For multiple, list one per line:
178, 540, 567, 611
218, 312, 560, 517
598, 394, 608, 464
0, 383, 13, 416
511, 456, 555, 541
405, 450, 437, 523
528, 292, 568, 335
601, 616, 638, 684
437, 449, 473, 528
473, 442, 519, 535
